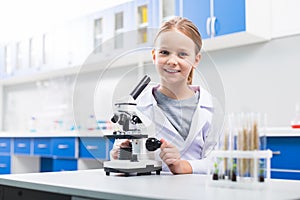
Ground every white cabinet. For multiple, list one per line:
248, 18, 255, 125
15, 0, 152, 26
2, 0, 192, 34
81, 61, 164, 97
271, 0, 300, 38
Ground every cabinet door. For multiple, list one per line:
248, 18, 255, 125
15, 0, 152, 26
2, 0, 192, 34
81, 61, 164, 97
40, 158, 77, 172
52, 138, 76, 158
267, 137, 300, 180
0, 138, 11, 154
0, 156, 11, 174
213, 0, 245, 36
14, 138, 31, 155
182, 0, 210, 39
33, 138, 51, 156
79, 137, 107, 159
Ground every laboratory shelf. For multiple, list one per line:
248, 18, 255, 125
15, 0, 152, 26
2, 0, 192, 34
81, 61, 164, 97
0, 50, 151, 87
0, 67, 80, 86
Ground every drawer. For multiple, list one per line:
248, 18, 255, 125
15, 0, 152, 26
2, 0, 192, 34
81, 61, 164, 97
52, 138, 76, 158
40, 158, 77, 172
0, 138, 11, 154
267, 137, 300, 170
79, 137, 107, 159
0, 156, 11, 174
267, 136, 300, 180
14, 138, 31, 155
271, 171, 300, 180
33, 138, 51, 156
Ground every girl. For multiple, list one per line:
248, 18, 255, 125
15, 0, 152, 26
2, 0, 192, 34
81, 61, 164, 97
111, 16, 214, 174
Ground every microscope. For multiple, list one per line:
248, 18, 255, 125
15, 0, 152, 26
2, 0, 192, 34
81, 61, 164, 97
103, 75, 162, 176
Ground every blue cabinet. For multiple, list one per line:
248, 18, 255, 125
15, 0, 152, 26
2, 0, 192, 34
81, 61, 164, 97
40, 158, 77, 172
0, 138, 11, 154
267, 137, 300, 180
14, 138, 31, 155
0, 136, 110, 174
52, 138, 77, 158
79, 137, 114, 160
0, 156, 11, 174
33, 138, 52, 157
0, 139, 11, 174
182, 0, 245, 39
38, 137, 77, 172
182, 0, 210, 39
213, 0, 245, 36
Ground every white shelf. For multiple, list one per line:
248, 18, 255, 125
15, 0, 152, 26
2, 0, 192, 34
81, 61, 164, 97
0, 67, 80, 86
0, 51, 152, 86
265, 127, 300, 137
202, 31, 269, 52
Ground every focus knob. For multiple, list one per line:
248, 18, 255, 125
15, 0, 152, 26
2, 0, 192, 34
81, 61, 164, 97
145, 137, 162, 151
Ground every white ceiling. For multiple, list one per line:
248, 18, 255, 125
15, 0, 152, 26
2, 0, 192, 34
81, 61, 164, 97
0, 0, 130, 44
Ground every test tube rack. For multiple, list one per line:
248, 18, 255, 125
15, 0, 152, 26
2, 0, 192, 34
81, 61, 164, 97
206, 150, 273, 190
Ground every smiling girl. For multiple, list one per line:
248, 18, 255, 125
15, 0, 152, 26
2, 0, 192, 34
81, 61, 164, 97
111, 17, 214, 174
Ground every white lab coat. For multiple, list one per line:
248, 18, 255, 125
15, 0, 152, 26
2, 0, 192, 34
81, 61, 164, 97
135, 84, 215, 174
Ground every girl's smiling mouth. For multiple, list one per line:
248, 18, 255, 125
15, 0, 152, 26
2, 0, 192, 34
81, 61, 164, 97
164, 68, 181, 73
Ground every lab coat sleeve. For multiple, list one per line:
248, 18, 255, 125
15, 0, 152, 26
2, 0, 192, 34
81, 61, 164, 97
187, 156, 213, 174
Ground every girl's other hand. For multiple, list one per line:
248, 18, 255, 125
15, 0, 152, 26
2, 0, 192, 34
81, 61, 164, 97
159, 138, 192, 174
110, 139, 131, 160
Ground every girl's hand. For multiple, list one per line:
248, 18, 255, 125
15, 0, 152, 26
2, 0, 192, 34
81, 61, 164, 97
110, 139, 131, 160
159, 138, 192, 174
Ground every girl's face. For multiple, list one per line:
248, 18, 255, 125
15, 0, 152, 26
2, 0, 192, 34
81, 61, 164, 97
152, 30, 200, 87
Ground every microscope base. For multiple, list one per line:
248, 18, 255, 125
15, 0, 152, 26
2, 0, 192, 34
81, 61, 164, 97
104, 160, 162, 176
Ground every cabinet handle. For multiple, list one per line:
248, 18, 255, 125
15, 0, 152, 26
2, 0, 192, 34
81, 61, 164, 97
0, 164, 7, 168
0, 143, 7, 147
58, 144, 69, 149
37, 144, 47, 149
17, 143, 26, 148
272, 151, 281, 155
87, 145, 98, 150
211, 16, 216, 36
206, 17, 211, 36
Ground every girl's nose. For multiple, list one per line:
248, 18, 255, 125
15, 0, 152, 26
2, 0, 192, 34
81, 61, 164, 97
167, 55, 178, 66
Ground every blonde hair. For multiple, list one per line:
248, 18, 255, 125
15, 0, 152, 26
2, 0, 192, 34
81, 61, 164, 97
154, 17, 202, 85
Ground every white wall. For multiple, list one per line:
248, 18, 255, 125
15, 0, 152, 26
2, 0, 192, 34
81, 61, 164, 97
4, 34, 300, 130
145, 34, 300, 127
206, 34, 300, 127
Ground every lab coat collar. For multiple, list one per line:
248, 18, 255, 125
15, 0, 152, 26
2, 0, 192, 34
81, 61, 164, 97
137, 84, 213, 109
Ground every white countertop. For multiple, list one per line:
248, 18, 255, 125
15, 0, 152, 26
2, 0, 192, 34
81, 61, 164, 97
0, 169, 300, 200
0, 130, 110, 137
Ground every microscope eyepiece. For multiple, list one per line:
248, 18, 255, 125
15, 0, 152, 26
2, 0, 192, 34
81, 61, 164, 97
130, 75, 151, 100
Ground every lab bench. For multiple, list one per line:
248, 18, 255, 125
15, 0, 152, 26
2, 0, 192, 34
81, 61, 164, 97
0, 128, 299, 180
0, 169, 300, 200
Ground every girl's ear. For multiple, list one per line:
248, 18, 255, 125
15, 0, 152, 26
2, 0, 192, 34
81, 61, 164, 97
194, 53, 201, 68
151, 49, 156, 64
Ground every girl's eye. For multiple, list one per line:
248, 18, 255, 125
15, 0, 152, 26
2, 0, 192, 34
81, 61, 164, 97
178, 52, 188, 57
159, 50, 169, 55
